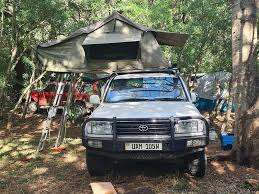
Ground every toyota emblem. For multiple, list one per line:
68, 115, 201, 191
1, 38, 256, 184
138, 124, 149, 132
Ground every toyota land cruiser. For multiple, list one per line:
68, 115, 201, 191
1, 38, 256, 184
82, 69, 209, 177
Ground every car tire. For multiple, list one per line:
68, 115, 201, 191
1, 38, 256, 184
86, 153, 111, 176
188, 151, 207, 177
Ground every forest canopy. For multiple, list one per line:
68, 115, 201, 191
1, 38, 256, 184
0, 0, 231, 94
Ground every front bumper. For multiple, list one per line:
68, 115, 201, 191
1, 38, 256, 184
82, 137, 207, 160
82, 116, 209, 161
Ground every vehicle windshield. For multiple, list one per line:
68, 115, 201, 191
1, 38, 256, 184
105, 76, 187, 103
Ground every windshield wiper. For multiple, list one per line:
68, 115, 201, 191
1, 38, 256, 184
154, 98, 186, 101
111, 98, 151, 103
132, 89, 172, 92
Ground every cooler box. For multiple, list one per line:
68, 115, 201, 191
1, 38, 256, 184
220, 133, 236, 150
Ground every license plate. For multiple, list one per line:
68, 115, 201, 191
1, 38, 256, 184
125, 143, 162, 151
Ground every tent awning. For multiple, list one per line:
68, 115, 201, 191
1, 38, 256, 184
152, 31, 188, 47
82, 33, 141, 45
38, 12, 188, 48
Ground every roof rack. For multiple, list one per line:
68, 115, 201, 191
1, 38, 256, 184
112, 67, 179, 76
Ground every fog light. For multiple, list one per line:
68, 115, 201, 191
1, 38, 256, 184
187, 139, 205, 147
88, 140, 102, 148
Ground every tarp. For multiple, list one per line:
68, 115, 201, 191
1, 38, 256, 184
196, 72, 231, 100
37, 11, 188, 73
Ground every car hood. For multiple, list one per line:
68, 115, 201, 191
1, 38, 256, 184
90, 101, 201, 119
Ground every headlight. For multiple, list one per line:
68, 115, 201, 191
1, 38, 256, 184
175, 119, 205, 134
85, 121, 113, 135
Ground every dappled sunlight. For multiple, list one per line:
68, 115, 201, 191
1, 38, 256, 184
62, 152, 79, 163
0, 142, 14, 154
245, 167, 258, 174
18, 148, 35, 156
1, 114, 258, 193
42, 155, 55, 163
1, 133, 258, 193
17, 144, 33, 150
0, 159, 9, 169
92, 101, 200, 118
210, 161, 226, 175
74, 160, 86, 171
32, 167, 48, 175
0, 137, 37, 162
66, 138, 81, 146
226, 162, 236, 172
18, 137, 32, 142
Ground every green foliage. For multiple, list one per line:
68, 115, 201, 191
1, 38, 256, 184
0, 48, 9, 88
0, 0, 232, 96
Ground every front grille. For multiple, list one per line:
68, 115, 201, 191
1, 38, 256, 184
116, 119, 171, 135
117, 152, 173, 160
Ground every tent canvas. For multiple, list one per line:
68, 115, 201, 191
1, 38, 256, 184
196, 72, 232, 100
37, 11, 188, 73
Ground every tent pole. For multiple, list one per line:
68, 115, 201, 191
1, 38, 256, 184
55, 73, 76, 147
37, 73, 66, 152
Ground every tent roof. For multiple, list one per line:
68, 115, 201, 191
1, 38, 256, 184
82, 33, 141, 45
39, 11, 188, 48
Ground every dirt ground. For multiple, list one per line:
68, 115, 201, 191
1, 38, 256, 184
0, 114, 258, 194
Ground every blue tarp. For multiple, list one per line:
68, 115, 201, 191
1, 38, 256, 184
195, 98, 217, 112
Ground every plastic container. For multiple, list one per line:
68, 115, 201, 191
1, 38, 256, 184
220, 133, 236, 150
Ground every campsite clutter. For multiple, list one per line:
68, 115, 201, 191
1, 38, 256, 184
27, 79, 90, 114
35, 73, 102, 151
34, 11, 188, 152
192, 72, 237, 149
194, 71, 232, 112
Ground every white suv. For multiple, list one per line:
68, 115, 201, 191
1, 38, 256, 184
82, 69, 209, 177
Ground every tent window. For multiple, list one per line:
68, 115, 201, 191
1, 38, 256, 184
84, 41, 140, 61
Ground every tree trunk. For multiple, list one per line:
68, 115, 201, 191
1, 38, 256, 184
231, 0, 258, 166
0, 0, 19, 112
6, 70, 47, 131
0, 47, 18, 109
0, 3, 4, 37
22, 67, 35, 118
22, 51, 36, 118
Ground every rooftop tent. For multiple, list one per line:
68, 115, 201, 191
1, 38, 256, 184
37, 11, 188, 73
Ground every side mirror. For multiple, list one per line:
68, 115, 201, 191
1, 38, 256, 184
190, 92, 197, 102
89, 95, 100, 105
